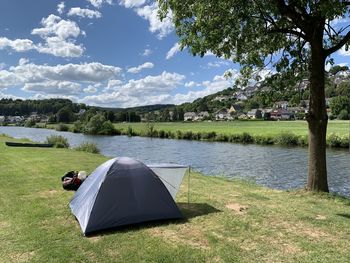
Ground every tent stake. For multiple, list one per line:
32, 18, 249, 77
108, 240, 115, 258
187, 166, 191, 204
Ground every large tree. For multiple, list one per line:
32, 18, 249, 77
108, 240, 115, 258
159, 0, 350, 192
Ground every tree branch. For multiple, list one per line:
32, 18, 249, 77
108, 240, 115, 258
268, 27, 307, 40
324, 31, 350, 56
275, 0, 310, 33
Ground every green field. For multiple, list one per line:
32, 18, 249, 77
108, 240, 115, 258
1, 135, 350, 262
114, 120, 349, 136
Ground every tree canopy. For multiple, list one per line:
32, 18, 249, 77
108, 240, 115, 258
159, 0, 350, 192
159, 1, 350, 76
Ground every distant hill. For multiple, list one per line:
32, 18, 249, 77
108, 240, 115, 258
97, 104, 175, 113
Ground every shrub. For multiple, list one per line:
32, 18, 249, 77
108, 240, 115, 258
75, 142, 100, 154
55, 124, 69, 132
339, 136, 349, 148
126, 126, 135, 137
228, 134, 241, 143
215, 133, 229, 142
241, 132, 254, 144
84, 114, 105, 135
176, 130, 183, 139
99, 121, 117, 135
166, 131, 176, 139
297, 135, 308, 147
24, 118, 36, 127
145, 122, 156, 137
327, 133, 342, 147
338, 109, 349, 120
46, 135, 70, 148
274, 132, 299, 146
70, 121, 83, 133
182, 131, 194, 140
254, 135, 274, 145
158, 129, 166, 138
201, 131, 217, 140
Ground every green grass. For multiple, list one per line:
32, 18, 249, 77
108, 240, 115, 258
1, 135, 350, 262
113, 120, 349, 137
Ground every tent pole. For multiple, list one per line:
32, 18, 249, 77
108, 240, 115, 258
187, 166, 190, 204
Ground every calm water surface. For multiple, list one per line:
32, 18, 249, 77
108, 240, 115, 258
1, 126, 349, 195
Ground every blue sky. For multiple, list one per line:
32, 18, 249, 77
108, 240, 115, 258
0, 0, 349, 107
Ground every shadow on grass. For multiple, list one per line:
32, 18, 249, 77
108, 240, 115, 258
337, 213, 350, 219
86, 202, 221, 237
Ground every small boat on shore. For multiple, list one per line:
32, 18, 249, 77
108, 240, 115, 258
5, 141, 54, 147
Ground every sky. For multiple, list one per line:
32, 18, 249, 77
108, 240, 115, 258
0, 0, 349, 108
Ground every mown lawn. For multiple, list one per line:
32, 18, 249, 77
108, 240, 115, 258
1, 135, 350, 262
113, 120, 349, 136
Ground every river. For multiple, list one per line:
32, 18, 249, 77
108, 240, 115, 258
1, 126, 349, 196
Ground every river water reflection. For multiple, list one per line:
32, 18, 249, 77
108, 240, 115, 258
1, 126, 349, 196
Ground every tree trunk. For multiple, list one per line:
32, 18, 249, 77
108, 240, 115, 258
306, 39, 329, 192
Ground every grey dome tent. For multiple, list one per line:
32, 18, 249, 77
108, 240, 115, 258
70, 157, 187, 235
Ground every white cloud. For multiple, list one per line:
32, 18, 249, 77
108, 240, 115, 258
339, 46, 350, 56
79, 70, 241, 107
0, 15, 84, 58
57, 2, 65, 14
31, 14, 84, 57
0, 62, 121, 90
171, 70, 239, 104
0, 91, 24, 100
207, 61, 230, 68
330, 16, 350, 26
32, 14, 80, 39
81, 71, 185, 107
23, 81, 82, 95
136, 3, 173, 39
0, 63, 6, 70
84, 85, 98, 93
35, 37, 84, 57
166, 43, 180, 59
184, 81, 200, 88
142, 48, 152, 56
119, 0, 146, 8
0, 37, 35, 52
31, 93, 79, 102
68, 7, 102, 19
127, 62, 154, 73
19, 58, 29, 66
87, 0, 113, 8
108, 79, 123, 87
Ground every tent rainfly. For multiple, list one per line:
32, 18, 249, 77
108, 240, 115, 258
70, 157, 187, 235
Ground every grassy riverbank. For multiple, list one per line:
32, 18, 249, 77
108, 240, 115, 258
42, 120, 349, 148
114, 120, 349, 136
1, 135, 350, 262
112, 120, 349, 148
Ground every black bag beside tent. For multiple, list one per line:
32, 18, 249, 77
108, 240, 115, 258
62, 171, 82, 191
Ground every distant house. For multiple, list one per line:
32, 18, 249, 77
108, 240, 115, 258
261, 108, 272, 119
244, 86, 256, 97
288, 107, 305, 114
0, 116, 5, 124
29, 112, 41, 122
238, 113, 248, 120
196, 111, 209, 121
228, 105, 242, 115
270, 108, 294, 120
247, 109, 262, 119
233, 91, 248, 101
7, 116, 24, 124
215, 108, 233, 121
274, 101, 289, 109
76, 109, 86, 117
184, 112, 197, 121
212, 95, 230, 102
